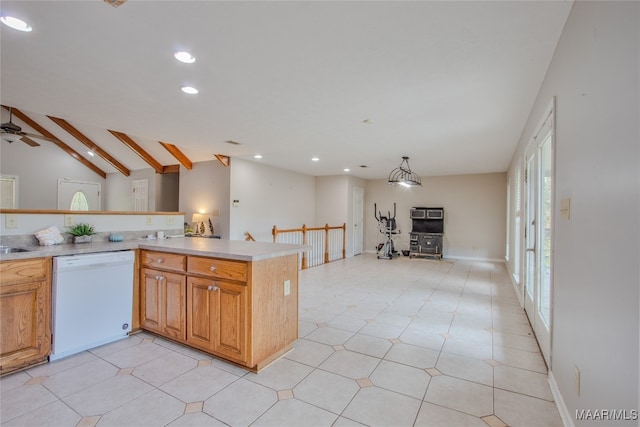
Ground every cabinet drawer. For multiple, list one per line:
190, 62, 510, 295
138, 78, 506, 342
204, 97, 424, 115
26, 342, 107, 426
141, 251, 186, 272
187, 256, 247, 282
0, 258, 48, 284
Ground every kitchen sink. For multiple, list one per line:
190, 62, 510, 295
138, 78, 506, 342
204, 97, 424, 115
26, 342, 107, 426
0, 246, 31, 254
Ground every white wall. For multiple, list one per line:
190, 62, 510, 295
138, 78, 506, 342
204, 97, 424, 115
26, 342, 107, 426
179, 160, 230, 238
365, 172, 507, 260
507, 1, 639, 422
1, 137, 106, 209
315, 175, 367, 257
229, 158, 315, 242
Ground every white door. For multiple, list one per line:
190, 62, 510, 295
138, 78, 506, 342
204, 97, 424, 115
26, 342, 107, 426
58, 180, 101, 211
132, 179, 149, 212
353, 187, 364, 255
523, 101, 554, 367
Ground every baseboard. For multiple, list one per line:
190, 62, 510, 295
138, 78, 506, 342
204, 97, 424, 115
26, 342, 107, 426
445, 255, 506, 263
549, 370, 575, 427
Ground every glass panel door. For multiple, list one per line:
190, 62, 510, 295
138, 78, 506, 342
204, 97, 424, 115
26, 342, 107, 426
523, 103, 554, 367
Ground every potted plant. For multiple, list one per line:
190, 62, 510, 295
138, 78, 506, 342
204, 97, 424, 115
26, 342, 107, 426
68, 222, 95, 243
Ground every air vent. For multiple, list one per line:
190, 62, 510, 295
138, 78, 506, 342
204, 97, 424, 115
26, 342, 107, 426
225, 140, 242, 145
359, 165, 368, 168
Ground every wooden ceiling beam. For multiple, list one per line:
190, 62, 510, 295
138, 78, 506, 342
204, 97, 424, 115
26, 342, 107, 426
214, 154, 230, 167
48, 116, 131, 177
162, 164, 180, 174
5, 107, 107, 179
159, 141, 192, 170
108, 130, 163, 174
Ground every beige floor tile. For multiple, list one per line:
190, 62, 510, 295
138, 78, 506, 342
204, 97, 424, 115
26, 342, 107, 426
1, 399, 82, 427
370, 359, 430, 399
252, 398, 337, 427
344, 333, 393, 358
95, 389, 185, 427
293, 369, 360, 413
414, 401, 489, 426
132, 349, 199, 387
0, 383, 58, 422
245, 357, 313, 390
327, 314, 368, 332
101, 340, 172, 369
160, 365, 239, 403
319, 349, 380, 379
41, 358, 119, 398
494, 388, 564, 427
304, 325, 355, 346
383, 342, 440, 369
424, 375, 494, 417
203, 378, 277, 426
493, 364, 553, 400
61, 374, 153, 417
285, 338, 335, 367
493, 346, 548, 373
165, 411, 228, 426
342, 386, 422, 427
436, 351, 494, 386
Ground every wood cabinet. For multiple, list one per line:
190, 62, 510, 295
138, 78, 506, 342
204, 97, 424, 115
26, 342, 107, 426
0, 258, 51, 375
140, 249, 298, 372
140, 268, 186, 340
186, 276, 247, 363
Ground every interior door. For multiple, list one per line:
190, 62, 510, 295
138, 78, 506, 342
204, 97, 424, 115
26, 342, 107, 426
523, 103, 554, 367
353, 187, 364, 255
132, 179, 149, 212
57, 179, 101, 210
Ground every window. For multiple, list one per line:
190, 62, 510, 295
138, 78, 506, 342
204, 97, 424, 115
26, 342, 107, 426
69, 191, 89, 211
0, 176, 17, 209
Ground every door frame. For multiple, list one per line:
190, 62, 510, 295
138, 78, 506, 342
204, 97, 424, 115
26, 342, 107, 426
353, 186, 364, 255
522, 98, 555, 367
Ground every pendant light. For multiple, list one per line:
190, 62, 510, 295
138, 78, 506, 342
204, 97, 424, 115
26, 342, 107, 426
388, 156, 422, 188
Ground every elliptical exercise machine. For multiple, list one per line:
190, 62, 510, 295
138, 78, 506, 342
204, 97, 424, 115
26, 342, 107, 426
374, 203, 400, 259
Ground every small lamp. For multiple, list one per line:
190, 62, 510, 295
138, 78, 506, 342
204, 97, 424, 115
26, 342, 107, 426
191, 213, 204, 235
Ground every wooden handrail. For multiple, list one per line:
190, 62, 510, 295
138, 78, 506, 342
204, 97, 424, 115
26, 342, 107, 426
272, 223, 346, 269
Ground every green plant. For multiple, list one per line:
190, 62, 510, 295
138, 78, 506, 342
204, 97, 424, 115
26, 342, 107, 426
68, 222, 95, 236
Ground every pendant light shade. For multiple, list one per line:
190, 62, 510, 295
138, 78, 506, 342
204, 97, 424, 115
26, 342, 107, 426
388, 156, 422, 187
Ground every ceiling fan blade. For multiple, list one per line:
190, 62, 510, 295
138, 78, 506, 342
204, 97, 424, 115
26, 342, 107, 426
20, 136, 41, 147
21, 131, 57, 143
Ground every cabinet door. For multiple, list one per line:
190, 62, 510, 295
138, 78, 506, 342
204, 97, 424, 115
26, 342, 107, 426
186, 276, 217, 351
186, 277, 247, 362
215, 281, 248, 363
0, 278, 50, 373
140, 268, 186, 341
141, 268, 163, 333
161, 271, 186, 340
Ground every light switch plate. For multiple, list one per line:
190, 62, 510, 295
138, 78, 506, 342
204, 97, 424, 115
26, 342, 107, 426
284, 280, 291, 296
6, 214, 19, 229
64, 215, 74, 227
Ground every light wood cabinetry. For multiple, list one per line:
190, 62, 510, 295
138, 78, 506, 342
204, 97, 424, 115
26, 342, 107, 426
186, 276, 247, 363
140, 268, 186, 340
140, 249, 298, 371
0, 258, 51, 375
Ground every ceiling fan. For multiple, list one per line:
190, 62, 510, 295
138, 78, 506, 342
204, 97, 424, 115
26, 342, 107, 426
1, 107, 53, 146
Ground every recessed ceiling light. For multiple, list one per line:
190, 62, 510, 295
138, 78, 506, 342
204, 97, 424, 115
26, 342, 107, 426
254, 154, 263, 159
174, 51, 196, 64
181, 86, 198, 94
311, 157, 320, 162
343, 168, 351, 172
87, 151, 95, 157
1, 16, 32, 32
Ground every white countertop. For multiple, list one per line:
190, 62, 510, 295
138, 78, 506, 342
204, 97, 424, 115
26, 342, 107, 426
0, 237, 307, 262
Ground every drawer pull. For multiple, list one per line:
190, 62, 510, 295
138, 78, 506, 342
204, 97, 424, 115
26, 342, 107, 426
156, 258, 164, 264
207, 285, 219, 291
209, 266, 217, 272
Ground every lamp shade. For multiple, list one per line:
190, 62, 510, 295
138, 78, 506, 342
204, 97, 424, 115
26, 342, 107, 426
191, 213, 203, 223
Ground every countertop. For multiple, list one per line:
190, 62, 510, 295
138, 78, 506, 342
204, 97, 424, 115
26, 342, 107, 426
0, 237, 307, 262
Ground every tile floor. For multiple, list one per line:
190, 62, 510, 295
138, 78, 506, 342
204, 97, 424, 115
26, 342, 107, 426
0, 254, 563, 427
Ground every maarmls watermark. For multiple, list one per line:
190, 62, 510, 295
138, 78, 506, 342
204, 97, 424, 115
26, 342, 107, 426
576, 409, 639, 421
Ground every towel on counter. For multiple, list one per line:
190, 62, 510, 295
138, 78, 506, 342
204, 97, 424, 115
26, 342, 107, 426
34, 226, 65, 246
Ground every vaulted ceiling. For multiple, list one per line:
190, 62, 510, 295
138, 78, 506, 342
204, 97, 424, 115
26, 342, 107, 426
0, 0, 573, 180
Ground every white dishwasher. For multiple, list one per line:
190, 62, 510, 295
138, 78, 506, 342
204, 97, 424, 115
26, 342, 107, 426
51, 250, 135, 361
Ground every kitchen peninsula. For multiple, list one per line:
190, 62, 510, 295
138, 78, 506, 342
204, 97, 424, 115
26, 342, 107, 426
0, 237, 306, 374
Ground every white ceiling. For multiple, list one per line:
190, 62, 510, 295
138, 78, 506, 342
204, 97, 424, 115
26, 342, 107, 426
0, 0, 573, 180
